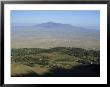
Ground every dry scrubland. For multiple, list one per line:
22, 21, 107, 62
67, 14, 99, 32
11, 47, 100, 77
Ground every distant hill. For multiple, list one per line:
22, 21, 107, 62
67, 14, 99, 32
11, 22, 100, 49
35, 22, 73, 29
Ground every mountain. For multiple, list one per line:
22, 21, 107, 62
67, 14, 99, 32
11, 22, 100, 49
33, 22, 99, 39
34, 22, 73, 29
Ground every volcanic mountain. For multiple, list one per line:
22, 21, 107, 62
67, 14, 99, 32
11, 22, 100, 49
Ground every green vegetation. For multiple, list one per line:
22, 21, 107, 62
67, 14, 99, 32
11, 47, 100, 77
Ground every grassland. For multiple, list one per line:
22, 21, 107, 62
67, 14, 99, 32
11, 47, 100, 77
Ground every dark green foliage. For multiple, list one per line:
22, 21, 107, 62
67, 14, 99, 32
11, 47, 100, 67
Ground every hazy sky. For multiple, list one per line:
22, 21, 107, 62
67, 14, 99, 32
11, 10, 100, 28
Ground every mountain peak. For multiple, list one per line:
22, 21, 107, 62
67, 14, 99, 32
46, 21, 55, 24
35, 22, 73, 29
